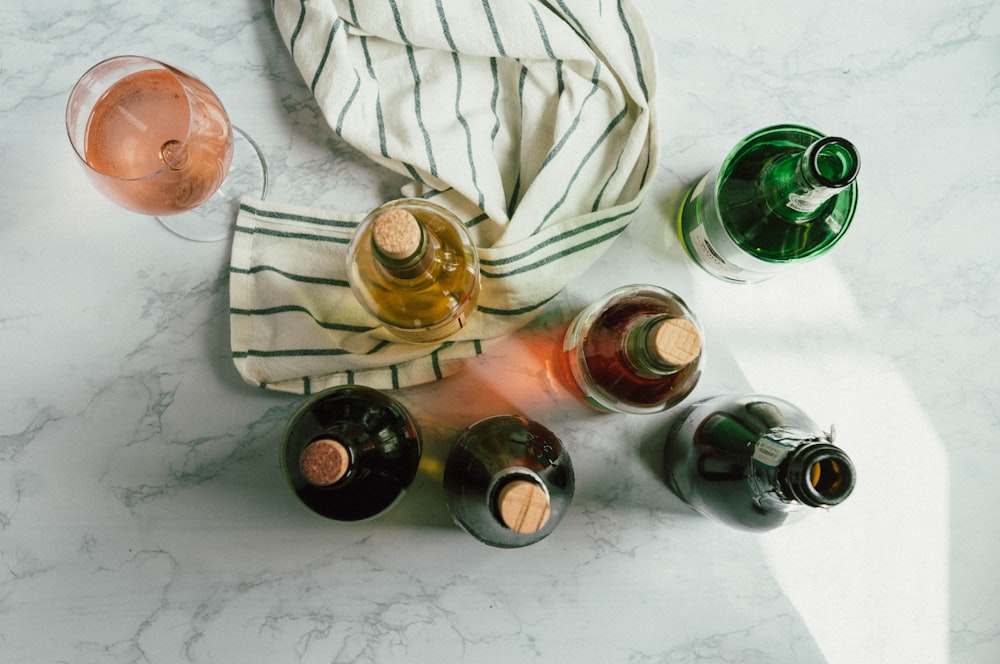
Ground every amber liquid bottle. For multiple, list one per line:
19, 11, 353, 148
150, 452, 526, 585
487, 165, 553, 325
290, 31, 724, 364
562, 284, 704, 414
347, 198, 480, 343
280, 385, 422, 521
443, 415, 575, 548
664, 394, 856, 531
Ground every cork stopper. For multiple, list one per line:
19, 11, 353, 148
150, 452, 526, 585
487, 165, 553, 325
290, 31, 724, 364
648, 317, 701, 367
496, 480, 550, 534
372, 208, 422, 260
299, 439, 350, 487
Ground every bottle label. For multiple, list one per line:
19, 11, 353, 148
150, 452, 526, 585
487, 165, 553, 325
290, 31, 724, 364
687, 224, 747, 280
752, 436, 794, 468
680, 171, 785, 284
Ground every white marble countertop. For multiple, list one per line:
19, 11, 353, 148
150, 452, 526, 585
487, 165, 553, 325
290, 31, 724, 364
2, 1, 997, 662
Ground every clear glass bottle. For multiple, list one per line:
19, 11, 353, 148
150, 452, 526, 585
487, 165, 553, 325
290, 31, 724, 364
677, 124, 860, 283
280, 385, 422, 521
443, 415, 575, 548
561, 284, 704, 414
347, 198, 481, 343
664, 393, 856, 531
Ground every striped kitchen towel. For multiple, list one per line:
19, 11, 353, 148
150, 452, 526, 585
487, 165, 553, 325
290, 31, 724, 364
230, 0, 658, 393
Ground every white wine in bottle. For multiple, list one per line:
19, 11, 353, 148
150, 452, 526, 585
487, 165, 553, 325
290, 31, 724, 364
347, 198, 480, 343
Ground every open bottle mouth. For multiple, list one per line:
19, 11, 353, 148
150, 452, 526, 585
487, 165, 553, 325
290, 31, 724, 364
808, 456, 851, 501
786, 443, 856, 507
808, 136, 860, 189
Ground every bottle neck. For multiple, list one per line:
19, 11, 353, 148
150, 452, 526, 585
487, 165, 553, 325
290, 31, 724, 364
373, 223, 437, 280
760, 136, 859, 222
299, 438, 351, 487
492, 476, 551, 534
624, 315, 700, 376
776, 440, 856, 508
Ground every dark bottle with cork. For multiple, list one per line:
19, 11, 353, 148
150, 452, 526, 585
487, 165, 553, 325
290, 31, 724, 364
664, 394, 856, 531
561, 284, 704, 414
443, 415, 575, 548
280, 385, 422, 521
347, 198, 481, 343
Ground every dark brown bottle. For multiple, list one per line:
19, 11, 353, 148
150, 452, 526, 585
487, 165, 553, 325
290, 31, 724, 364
280, 385, 422, 521
562, 284, 704, 414
664, 394, 856, 531
443, 415, 575, 548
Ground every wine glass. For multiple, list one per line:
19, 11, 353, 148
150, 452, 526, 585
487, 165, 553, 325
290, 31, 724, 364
66, 55, 268, 242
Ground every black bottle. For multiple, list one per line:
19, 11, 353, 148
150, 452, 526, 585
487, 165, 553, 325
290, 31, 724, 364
443, 415, 575, 548
281, 385, 422, 521
664, 394, 856, 531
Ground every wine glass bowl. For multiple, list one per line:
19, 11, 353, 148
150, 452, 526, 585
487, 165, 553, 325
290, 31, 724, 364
66, 55, 266, 241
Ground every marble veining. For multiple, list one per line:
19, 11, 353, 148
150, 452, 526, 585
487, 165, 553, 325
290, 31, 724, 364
1, 1, 998, 662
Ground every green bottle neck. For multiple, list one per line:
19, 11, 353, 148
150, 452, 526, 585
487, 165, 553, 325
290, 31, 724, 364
760, 136, 859, 223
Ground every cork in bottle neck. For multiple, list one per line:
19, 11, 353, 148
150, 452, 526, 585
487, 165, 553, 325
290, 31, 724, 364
299, 438, 350, 487
372, 209, 424, 263
495, 479, 550, 534
648, 317, 701, 367
628, 315, 701, 375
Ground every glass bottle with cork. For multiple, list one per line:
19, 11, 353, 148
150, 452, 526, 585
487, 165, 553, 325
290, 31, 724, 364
443, 415, 575, 548
280, 385, 422, 521
677, 124, 860, 283
561, 284, 704, 414
347, 198, 480, 343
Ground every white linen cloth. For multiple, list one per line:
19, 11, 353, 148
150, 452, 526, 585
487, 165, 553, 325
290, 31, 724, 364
230, 0, 658, 393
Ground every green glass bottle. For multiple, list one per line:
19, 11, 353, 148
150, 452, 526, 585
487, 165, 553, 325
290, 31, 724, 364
677, 124, 860, 283
664, 393, 857, 531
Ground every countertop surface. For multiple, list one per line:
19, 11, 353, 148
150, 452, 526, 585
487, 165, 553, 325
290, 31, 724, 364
2, 1, 998, 662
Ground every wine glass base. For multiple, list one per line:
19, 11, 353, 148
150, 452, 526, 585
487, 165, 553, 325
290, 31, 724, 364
156, 126, 268, 242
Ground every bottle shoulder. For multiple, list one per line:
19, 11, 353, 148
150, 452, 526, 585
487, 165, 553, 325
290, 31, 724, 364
715, 129, 858, 262
442, 415, 575, 548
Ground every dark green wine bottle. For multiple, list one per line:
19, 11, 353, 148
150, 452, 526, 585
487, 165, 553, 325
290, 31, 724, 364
664, 394, 856, 531
443, 415, 575, 548
677, 124, 860, 283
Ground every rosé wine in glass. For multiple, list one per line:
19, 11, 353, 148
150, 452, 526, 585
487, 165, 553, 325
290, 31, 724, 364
67, 56, 267, 241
